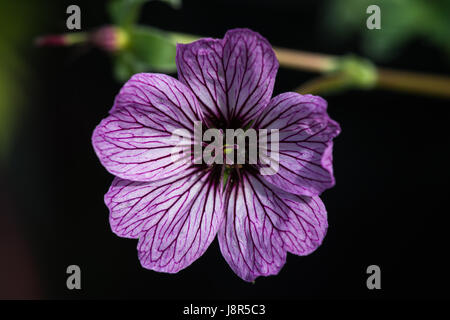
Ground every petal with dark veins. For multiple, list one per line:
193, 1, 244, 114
218, 170, 327, 282
92, 73, 202, 182
176, 28, 278, 126
105, 167, 224, 273
254, 92, 341, 196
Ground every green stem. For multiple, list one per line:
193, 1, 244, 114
169, 32, 201, 45
65, 32, 88, 45
274, 47, 337, 73
296, 73, 349, 95
377, 68, 450, 98
274, 47, 450, 98
43, 29, 450, 98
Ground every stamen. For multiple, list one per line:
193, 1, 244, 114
223, 143, 239, 155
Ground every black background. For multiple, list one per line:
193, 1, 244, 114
2, 0, 450, 300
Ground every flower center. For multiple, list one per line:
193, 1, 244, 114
190, 121, 279, 177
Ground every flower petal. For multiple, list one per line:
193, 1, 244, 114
218, 170, 327, 281
254, 92, 341, 196
105, 167, 224, 273
176, 28, 278, 126
92, 73, 202, 182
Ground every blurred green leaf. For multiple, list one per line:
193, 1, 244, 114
108, 0, 182, 27
0, 2, 38, 163
113, 26, 177, 81
0, 43, 22, 162
324, 0, 450, 62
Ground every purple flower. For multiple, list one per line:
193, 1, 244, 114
92, 29, 340, 281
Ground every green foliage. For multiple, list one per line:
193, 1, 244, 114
114, 26, 177, 82
324, 0, 450, 61
108, 0, 182, 28
335, 55, 377, 89
0, 1, 38, 162
108, 0, 182, 81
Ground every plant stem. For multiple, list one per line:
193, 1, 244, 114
377, 68, 450, 98
35, 32, 88, 47
296, 73, 349, 95
274, 47, 337, 73
274, 47, 450, 98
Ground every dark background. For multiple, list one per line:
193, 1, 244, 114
1, 0, 449, 299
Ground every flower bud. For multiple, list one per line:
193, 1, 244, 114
90, 26, 129, 52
